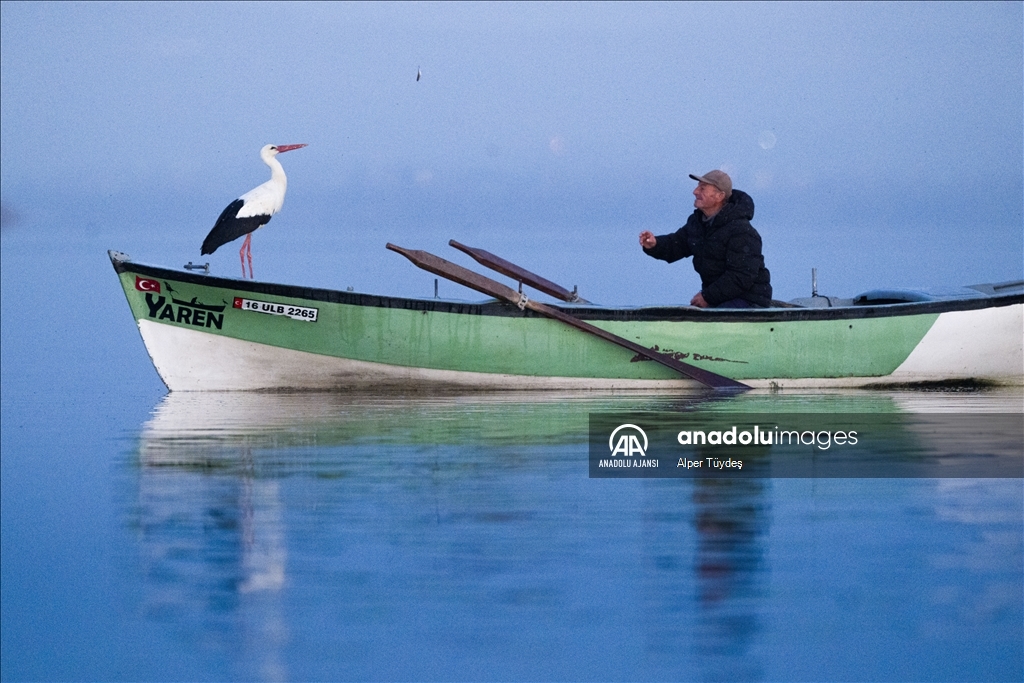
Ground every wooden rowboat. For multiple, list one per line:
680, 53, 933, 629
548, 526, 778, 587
109, 249, 1023, 391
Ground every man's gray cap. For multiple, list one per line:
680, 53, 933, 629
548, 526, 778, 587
689, 170, 732, 198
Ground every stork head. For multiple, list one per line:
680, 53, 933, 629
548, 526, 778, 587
260, 143, 308, 159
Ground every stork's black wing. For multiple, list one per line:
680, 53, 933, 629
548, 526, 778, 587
201, 199, 272, 255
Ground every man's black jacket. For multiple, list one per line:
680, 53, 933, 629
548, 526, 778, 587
643, 189, 772, 307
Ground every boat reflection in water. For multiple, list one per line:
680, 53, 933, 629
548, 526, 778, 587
129, 389, 1022, 681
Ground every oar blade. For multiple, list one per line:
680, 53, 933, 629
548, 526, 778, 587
527, 301, 750, 392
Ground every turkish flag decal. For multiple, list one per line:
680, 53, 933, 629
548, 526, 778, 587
135, 277, 161, 293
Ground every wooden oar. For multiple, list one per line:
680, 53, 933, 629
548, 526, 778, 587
387, 243, 750, 392
449, 240, 589, 303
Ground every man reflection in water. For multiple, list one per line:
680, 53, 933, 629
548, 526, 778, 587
691, 448, 770, 681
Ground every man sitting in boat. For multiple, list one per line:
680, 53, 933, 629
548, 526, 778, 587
639, 170, 772, 308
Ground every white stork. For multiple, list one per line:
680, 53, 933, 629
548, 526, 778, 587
201, 143, 307, 278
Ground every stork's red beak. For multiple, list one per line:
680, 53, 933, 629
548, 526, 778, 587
276, 144, 308, 153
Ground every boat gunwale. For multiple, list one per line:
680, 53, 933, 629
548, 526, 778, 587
111, 253, 1024, 324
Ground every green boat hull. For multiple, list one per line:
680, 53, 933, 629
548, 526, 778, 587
110, 251, 1024, 391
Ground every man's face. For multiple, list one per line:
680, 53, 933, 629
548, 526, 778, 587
693, 182, 726, 215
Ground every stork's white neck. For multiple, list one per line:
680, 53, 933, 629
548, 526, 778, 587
260, 148, 287, 186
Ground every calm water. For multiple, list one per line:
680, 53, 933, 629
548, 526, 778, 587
2, 229, 1022, 682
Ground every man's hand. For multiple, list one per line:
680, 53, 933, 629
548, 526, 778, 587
639, 231, 657, 249
690, 291, 709, 308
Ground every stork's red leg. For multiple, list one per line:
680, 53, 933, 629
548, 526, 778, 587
246, 235, 254, 279
237, 233, 255, 278
239, 235, 249, 278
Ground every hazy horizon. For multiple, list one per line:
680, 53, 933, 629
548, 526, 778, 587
2, 2, 1021, 303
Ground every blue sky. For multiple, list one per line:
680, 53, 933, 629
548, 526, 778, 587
2, 2, 1021, 302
